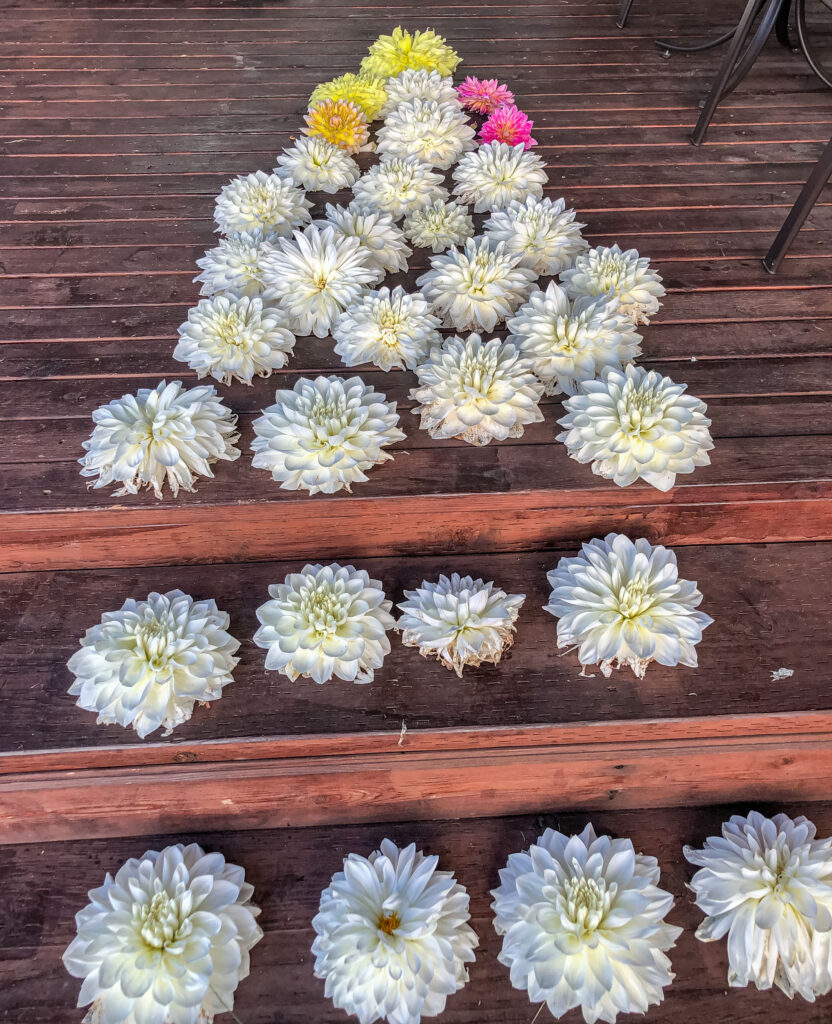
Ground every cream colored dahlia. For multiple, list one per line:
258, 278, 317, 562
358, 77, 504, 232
194, 230, 276, 298
492, 823, 682, 1023
213, 170, 311, 239
333, 287, 442, 371
79, 380, 240, 499
685, 811, 832, 1000
544, 533, 713, 678
483, 196, 587, 276
274, 136, 360, 194
416, 236, 537, 332
452, 142, 547, 213
380, 69, 459, 116
403, 200, 474, 253
260, 225, 376, 338
557, 364, 714, 491
312, 838, 478, 1024
351, 158, 448, 222
410, 333, 544, 445
319, 202, 411, 280
560, 244, 666, 326
506, 282, 642, 396
377, 99, 476, 170
309, 72, 388, 122
254, 563, 395, 684
67, 590, 239, 738
63, 843, 262, 1024
174, 294, 295, 386
361, 27, 461, 79
397, 573, 525, 676
251, 375, 405, 493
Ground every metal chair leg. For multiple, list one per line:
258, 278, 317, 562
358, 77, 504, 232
616, 0, 635, 29
655, 26, 737, 53
796, 0, 832, 88
763, 134, 832, 272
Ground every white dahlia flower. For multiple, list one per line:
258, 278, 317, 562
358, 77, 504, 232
274, 136, 360, 193
685, 810, 832, 1000
251, 375, 405, 493
174, 294, 295, 386
557, 364, 714, 491
506, 282, 642, 396
333, 286, 442, 371
380, 69, 460, 116
403, 200, 474, 253
351, 159, 449, 222
544, 533, 713, 678
79, 380, 240, 499
416, 236, 537, 332
410, 334, 544, 445
560, 244, 666, 326
67, 590, 239, 738
254, 563, 395, 684
63, 843, 262, 1024
260, 225, 376, 338
377, 99, 476, 170
194, 230, 276, 298
483, 196, 588, 276
318, 202, 411, 281
312, 838, 478, 1024
213, 169, 311, 239
492, 823, 682, 1024
452, 142, 547, 213
396, 573, 525, 676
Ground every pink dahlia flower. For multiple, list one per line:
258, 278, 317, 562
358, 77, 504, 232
456, 76, 515, 116
479, 104, 537, 149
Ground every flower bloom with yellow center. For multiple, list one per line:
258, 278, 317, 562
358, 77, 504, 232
304, 98, 370, 154
309, 72, 388, 122
560, 243, 665, 326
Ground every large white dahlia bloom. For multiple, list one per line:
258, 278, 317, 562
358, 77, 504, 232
251, 375, 405, 494
319, 203, 411, 280
416, 236, 537, 332
380, 69, 460, 116
274, 136, 360, 193
492, 823, 682, 1024
557, 364, 714, 491
507, 282, 642, 396
260, 225, 376, 338
410, 334, 544, 445
254, 562, 395, 683
333, 287, 442, 371
377, 99, 476, 170
483, 196, 588, 276
79, 380, 240, 498
560, 244, 665, 326
67, 590, 239, 738
452, 142, 547, 213
213, 169, 311, 239
63, 843, 262, 1024
396, 573, 525, 676
312, 838, 478, 1024
685, 811, 832, 1000
403, 200, 475, 253
174, 294, 295, 386
194, 230, 276, 298
351, 159, 449, 222
544, 533, 713, 678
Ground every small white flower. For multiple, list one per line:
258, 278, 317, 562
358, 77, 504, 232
63, 843, 262, 1024
194, 229, 276, 298
452, 141, 547, 213
380, 69, 460, 116
492, 823, 682, 1024
333, 287, 442, 371
67, 590, 240, 738
417, 236, 537, 332
544, 532, 713, 678
260, 225, 376, 338
80, 380, 240, 499
557, 364, 714, 491
213, 169, 311, 239
377, 99, 476, 170
312, 838, 478, 1024
685, 810, 832, 1000
174, 294, 295, 385
251, 375, 405, 493
254, 562, 395, 684
397, 574, 525, 676
483, 196, 588, 276
410, 333, 544, 446
507, 282, 642, 396
352, 158, 449, 222
274, 136, 360, 193
319, 202, 411, 281
403, 200, 475, 253
560, 244, 666, 325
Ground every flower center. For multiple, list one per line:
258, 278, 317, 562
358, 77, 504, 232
303, 588, 348, 634
617, 577, 650, 618
562, 872, 613, 934
309, 393, 351, 435
594, 254, 626, 291
457, 351, 498, 398
618, 388, 662, 435
134, 614, 178, 671
377, 910, 401, 935
213, 310, 253, 352
139, 891, 180, 949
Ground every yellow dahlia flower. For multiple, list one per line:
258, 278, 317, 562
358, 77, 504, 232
309, 72, 388, 123
361, 26, 461, 79
304, 98, 369, 155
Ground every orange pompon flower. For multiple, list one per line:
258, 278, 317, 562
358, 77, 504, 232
304, 99, 369, 155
